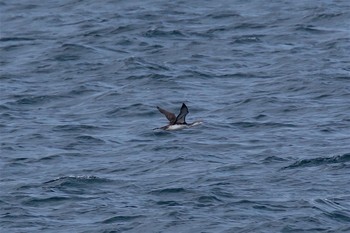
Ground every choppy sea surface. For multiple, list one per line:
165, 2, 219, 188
1, 0, 350, 232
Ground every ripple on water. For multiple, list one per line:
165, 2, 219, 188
283, 153, 350, 169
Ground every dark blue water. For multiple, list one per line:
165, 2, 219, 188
1, 0, 350, 232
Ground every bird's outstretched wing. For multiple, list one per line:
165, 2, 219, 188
175, 103, 189, 124
157, 106, 176, 124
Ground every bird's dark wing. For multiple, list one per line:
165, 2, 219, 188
157, 106, 176, 124
175, 103, 189, 124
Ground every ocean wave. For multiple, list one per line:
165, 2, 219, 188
284, 153, 350, 169
44, 175, 112, 187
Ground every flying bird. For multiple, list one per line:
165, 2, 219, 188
155, 103, 202, 130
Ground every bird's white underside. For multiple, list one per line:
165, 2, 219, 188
164, 121, 203, 131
